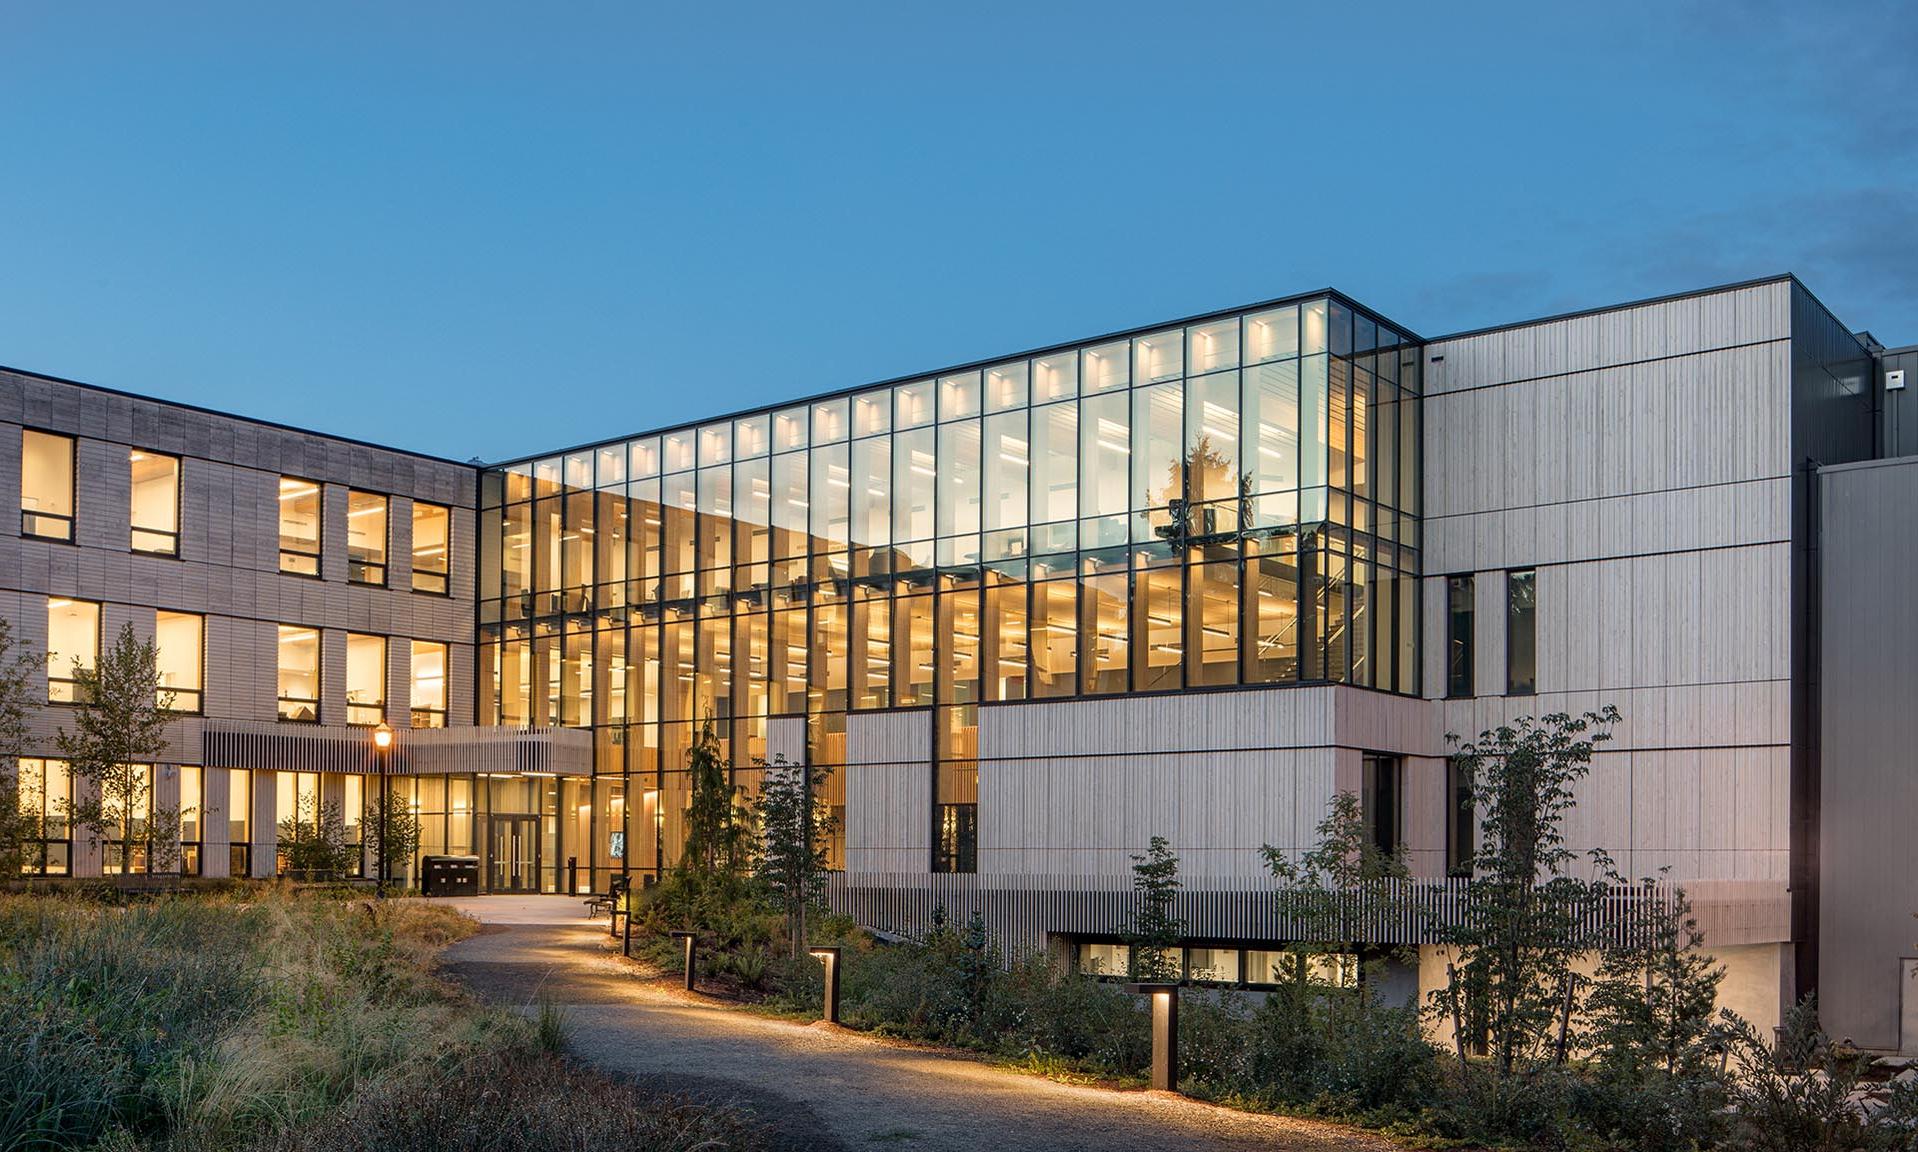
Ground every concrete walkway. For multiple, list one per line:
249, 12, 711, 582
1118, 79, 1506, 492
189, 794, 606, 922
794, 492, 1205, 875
437, 895, 1396, 1152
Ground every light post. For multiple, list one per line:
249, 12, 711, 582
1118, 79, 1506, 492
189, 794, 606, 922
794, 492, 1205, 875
1126, 981, 1181, 1092
373, 721, 393, 898
669, 930, 698, 991
809, 945, 841, 1025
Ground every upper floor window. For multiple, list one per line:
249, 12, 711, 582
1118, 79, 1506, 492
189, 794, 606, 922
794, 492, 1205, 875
46, 598, 100, 703
412, 501, 450, 594
346, 632, 386, 725
279, 478, 321, 576
410, 639, 447, 728
347, 491, 388, 585
1506, 569, 1536, 696
129, 450, 181, 555
21, 430, 75, 542
155, 610, 203, 713
1361, 753, 1401, 857
1446, 575, 1474, 698
277, 625, 320, 722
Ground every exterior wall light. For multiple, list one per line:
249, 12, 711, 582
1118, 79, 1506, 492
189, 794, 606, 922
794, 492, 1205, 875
809, 946, 842, 1024
1125, 981, 1181, 1092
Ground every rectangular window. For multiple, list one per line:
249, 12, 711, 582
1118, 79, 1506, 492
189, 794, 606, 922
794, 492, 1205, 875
1361, 753, 1400, 857
279, 478, 322, 575
1446, 756, 1474, 877
46, 598, 100, 703
21, 429, 75, 541
933, 802, 977, 874
16, 758, 72, 875
155, 610, 204, 712
346, 632, 387, 725
1077, 941, 1129, 977
1186, 946, 1241, 984
411, 640, 448, 728
1447, 574, 1474, 698
178, 765, 203, 877
412, 501, 451, 594
229, 768, 252, 878
347, 491, 388, 585
1506, 569, 1536, 696
129, 450, 181, 555
277, 626, 321, 722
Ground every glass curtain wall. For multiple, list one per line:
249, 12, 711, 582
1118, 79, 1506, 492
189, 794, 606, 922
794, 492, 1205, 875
477, 295, 1421, 875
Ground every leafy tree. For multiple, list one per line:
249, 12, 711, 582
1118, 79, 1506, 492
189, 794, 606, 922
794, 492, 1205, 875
1125, 835, 1183, 981
682, 717, 745, 878
363, 785, 423, 884
1582, 871, 1724, 1080
0, 616, 37, 875
277, 793, 355, 879
1429, 706, 1619, 1075
750, 754, 837, 959
1261, 791, 1410, 1016
55, 623, 178, 876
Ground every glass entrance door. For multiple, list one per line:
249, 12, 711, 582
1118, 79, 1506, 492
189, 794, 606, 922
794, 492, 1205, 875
487, 815, 541, 892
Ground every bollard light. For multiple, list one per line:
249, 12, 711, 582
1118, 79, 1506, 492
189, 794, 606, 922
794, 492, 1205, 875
808, 945, 842, 1024
1126, 981, 1181, 1092
669, 931, 698, 991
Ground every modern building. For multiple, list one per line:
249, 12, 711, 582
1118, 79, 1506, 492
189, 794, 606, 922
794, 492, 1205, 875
5, 273, 1915, 1049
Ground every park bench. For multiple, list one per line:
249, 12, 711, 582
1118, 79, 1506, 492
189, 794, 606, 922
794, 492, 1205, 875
584, 874, 630, 919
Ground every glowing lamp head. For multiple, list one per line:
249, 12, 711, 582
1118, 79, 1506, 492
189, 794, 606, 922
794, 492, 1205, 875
373, 721, 394, 750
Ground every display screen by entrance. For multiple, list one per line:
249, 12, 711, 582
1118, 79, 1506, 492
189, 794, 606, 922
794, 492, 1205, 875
488, 815, 541, 892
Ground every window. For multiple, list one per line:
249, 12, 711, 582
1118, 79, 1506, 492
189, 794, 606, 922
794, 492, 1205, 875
129, 450, 181, 555
21, 429, 76, 541
230, 769, 253, 877
279, 478, 322, 575
933, 802, 976, 873
1446, 574, 1474, 698
179, 765, 202, 877
277, 626, 321, 721
412, 502, 450, 594
155, 610, 203, 712
100, 764, 156, 875
1077, 941, 1129, 977
1446, 756, 1474, 877
411, 640, 447, 728
1361, 753, 1401, 857
346, 633, 387, 726
1186, 947, 1240, 984
1506, 569, 1536, 696
16, 758, 71, 875
347, 491, 388, 585
46, 598, 100, 703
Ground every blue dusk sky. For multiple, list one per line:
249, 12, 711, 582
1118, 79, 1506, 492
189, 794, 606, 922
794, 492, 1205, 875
1, 1, 1911, 462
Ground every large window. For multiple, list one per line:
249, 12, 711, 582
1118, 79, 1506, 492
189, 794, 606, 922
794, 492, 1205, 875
411, 639, 447, 728
412, 501, 451, 594
155, 610, 203, 712
1446, 574, 1474, 698
277, 626, 321, 722
16, 758, 71, 875
21, 429, 75, 541
130, 449, 181, 555
478, 295, 1423, 873
46, 598, 100, 703
347, 491, 388, 585
933, 802, 976, 874
1506, 569, 1536, 696
179, 765, 203, 877
346, 632, 387, 726
279, 478, 322, 576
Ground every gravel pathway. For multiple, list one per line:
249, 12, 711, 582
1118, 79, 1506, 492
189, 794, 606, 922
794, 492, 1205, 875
438, 898, 1397, 1152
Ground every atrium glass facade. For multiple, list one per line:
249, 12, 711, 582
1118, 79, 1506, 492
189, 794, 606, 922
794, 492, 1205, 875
478, 293, 1421, 882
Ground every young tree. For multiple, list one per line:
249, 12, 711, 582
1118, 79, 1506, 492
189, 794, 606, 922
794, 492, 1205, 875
1429, 706, 1620, 1076
277, 793, 355, 879
682, 716, 745, 878
363, 786, 423, 885
0, 616, 38, 875
1582, 872, 1724, 1079
1125, 835, 1184, 981
751, 754, 837, 959
55, 623, 178, 876
1262, 790, 1410, 1006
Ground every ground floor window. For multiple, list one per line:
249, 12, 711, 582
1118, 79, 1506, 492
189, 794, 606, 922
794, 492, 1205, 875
16, 758, 71, 875
933, 803, 976, 873
1076, 939, 1361, 989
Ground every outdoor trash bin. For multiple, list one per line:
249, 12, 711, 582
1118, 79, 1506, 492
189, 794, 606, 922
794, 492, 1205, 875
421, 854, 480, 897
